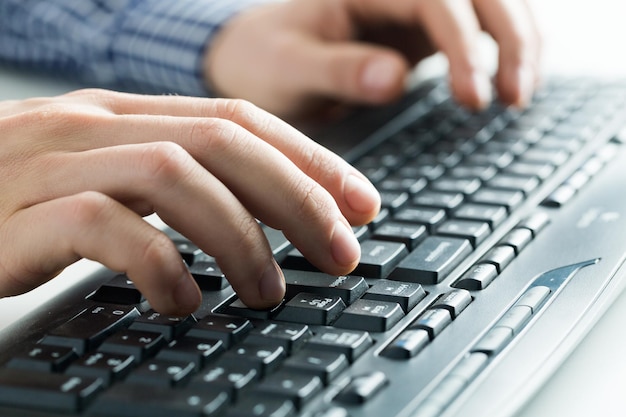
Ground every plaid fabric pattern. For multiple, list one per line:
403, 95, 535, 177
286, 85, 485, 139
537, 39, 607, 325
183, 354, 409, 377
0, 0, 275, 96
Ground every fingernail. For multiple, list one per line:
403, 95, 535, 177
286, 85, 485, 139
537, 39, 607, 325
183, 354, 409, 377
259, 259, 285, 303
472, 71, 493, 108
331, 220, 361, 268
173, 270, 201, 314
361, 56, 400, 94
345, 173, 381, 214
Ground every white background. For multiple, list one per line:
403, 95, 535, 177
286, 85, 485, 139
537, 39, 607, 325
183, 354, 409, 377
0, 1, 625, 416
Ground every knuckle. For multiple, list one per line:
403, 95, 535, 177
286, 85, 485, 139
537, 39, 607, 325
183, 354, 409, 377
216, 98, 261, 122
138, 141, 193, 187
65, 191, 113, 228
137, 232, 176, 268
293, 178, 337, 225
187, 116, 251, 158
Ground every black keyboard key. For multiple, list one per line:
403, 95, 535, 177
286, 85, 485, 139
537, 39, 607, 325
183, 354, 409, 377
410, 308, 452, 339
254, 371, 324, 409
479, 245, 516, 273
515, 286, 551, 313
129, 310, 197, 342
66, 351, 135, 387
226, 395, 296, 417
499, 228, 533, 254
494, 305, 532, 335
126, 358, 196, 387
246, 322, 312, 354
0, 368, 103, 413
381, 328, 430, 359
281, 248, 318, 272
173, 239, 203, 266
487, 174, 540, 195
518, 212, 550, 236
6, 345, 78, 372
352, 239, 409, 279
333, 299, 405, 332
542, 184, 576, 207
470, 188, 524, 212
41, 303, 140, 355
372, 221, 427, 250
99, 329, 165, 361
432, 289, 472, 319
520, 147, 570, 166
363, 279, 426, 313
188, 261, 230, 291
435, 219, 491, 247
274, 293, 346, 326
306, 329, 373, 363
394, 206, 447, 233
466, 150, 514, 169
334, 371, 388, 405
187, 315, 253, 348
219, 343, 286, 377
89, 274, 144, 304
378, 176, 428, 194
390, 237, 472, 285
368, 207, 391, 229
397, 162, 445, 181
282, 350, 349, 385
453, 263, 499, 290
194, 362, 259, 399
449, 164, 497, 181
91, 384, 230, 417
453, 203, 507, 228
412, 191, 464, 213
471, 327, 513, 355
157, 336, 225, 368
283, 270, 368, 305
430, 177, 481, 195
504, 161, 555, 180
221, 298, 278, 320
380, 190, 410, 212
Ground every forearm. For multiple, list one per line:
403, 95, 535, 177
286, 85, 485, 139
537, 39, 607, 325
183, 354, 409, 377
0, 0, 276, 96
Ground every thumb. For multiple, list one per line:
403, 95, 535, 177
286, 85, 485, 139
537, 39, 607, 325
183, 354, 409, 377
299, 41, 410, 104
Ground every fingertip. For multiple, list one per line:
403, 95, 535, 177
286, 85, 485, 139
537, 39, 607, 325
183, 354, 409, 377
330, 220, 361, 271
451, 69, 493, 110
258, 259, 286, 305
172, 267, 202, 316
498, 64, 535, 108
344, 173, 381, 223
359, 54, 408, 102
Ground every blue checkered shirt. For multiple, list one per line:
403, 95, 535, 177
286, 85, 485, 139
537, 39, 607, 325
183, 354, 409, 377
0, 0, 275, 96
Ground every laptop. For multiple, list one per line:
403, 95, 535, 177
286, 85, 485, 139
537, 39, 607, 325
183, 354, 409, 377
0, 2, 625, 416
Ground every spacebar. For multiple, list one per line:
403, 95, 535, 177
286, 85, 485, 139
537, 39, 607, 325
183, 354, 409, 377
389, 236, 472, 285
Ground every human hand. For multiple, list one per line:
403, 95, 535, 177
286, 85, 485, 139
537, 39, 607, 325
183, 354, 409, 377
0, 89, 380, 316
205, 0, 541, 120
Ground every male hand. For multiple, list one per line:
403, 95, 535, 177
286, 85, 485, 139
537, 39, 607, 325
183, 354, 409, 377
0, 90, 380, 315
206, 0, 541, 120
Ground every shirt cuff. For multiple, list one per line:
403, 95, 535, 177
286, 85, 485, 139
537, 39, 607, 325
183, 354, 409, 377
110, 0, 278, 97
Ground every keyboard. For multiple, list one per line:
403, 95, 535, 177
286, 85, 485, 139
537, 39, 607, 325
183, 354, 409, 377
1, 76, 626, 417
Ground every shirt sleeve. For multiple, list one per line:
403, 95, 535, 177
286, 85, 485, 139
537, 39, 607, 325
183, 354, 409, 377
0, 0, 278, 96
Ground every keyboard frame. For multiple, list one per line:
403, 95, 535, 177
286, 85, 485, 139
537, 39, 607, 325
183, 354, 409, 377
1, 77, 626, 417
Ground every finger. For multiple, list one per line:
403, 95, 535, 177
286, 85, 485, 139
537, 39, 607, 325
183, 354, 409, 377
0, 192, 202, 316
32, 141, 289, 309
343, 0, 493, 108
410, 0, 493, 109
33, 92, 381, 226
473, 0, 542, 107
34, 126, 363, 278
280, 37, 410, 105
